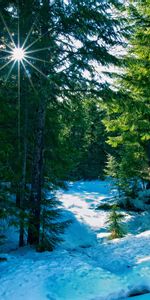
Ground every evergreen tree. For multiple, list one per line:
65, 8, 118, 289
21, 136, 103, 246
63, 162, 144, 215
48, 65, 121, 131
103, 0, 150, 197
108, 205, 125, 239
37, 184, 70, 252
72, 100, 107, 180
0, 0, 125, 248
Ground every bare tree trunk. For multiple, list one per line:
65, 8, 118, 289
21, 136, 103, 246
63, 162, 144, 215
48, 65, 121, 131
27, 0, 50, 246
15, 88, 28, 247
19, 100, 28, 247
146, 141, 150, 189
27, 99, 46, 245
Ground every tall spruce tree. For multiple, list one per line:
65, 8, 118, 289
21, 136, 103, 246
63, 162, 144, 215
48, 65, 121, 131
103, 0, 150, 196
0, 0, 125, 247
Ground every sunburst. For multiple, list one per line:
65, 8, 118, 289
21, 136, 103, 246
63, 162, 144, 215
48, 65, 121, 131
0, 12, 50, 152
12, 47, 25, 61
0, 12, 49, 85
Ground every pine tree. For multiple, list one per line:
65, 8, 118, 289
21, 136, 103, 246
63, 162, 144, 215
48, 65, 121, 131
0, 0, 125, 248
108, 205, 125, 239
24, 0, 125, 246
103, 0, 150, 197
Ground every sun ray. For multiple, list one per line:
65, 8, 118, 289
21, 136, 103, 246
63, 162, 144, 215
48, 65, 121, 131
0, 48, 12, 54
23, 57, 48, 79
21, 60, 38, 94
24, 30, 49, 52
0, 59, 13, 71
0, 13, 16, 47
25, 46, 50, 55
25, 54, 50, 64
18, 59, 21, 153
22, 17, 38, 49
0, 55, 12, 60
18, 14, 20, 48
1, 12, 50, 87
5, 60, 16, 83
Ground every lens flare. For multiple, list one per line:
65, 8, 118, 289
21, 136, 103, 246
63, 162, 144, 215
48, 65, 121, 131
0, 12, 49, 84
12, 47, 25, 61
0, 12, 50, 157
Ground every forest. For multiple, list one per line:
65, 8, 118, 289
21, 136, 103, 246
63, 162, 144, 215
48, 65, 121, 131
0, 1, 150, 300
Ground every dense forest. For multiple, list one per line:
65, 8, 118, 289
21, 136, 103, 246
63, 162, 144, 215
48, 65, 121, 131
0, 0, 149, 253
0, 1, 150, 300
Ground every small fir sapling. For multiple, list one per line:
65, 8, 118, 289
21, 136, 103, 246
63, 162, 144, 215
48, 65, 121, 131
108, 205, 126, 239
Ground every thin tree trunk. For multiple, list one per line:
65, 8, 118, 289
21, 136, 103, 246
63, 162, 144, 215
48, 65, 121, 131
146, 141, 150, 189
19, 99, 28, 247
27, 99, 46, 245
15, 89, 28, 247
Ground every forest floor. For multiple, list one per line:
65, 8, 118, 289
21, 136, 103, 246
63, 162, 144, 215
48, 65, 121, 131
0, 180, 150, 300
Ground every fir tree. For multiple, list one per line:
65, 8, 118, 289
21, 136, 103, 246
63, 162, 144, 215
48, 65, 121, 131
103, 0, 150, 197
108, 205, 125, 239
0, 0, 125, 248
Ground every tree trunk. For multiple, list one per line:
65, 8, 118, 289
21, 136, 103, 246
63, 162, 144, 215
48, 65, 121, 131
15, 87, 28, 247
19, 100, 28, 247
27, 0, 50, 245
27, 99, 46, 245
146, 141, 150, 189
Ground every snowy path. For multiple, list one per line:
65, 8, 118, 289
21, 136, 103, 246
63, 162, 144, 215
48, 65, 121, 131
0, 181, 150, 300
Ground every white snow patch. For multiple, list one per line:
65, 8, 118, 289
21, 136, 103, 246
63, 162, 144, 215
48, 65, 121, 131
0, 180, 150, 300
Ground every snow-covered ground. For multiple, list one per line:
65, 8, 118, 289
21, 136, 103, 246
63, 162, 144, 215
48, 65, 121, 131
0, 180, 150, 300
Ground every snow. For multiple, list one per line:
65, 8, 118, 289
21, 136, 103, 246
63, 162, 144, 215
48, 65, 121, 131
0, 180, 150, 300
130, 296, 150, 300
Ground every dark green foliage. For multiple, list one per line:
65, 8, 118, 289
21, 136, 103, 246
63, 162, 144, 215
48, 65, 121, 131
72, 101, 107, 180
96, 203, 114, 211
105, 153, 139, 197
0, 0, 125, 248
37, 185, 71, 252
0, 183, 30, 247
58, 99, 108, 180
118, 199, 144, 213
103, 0, 150, 198
0, 257, 7, 262
108, 205, 125, 239
0, 185, 11, 245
